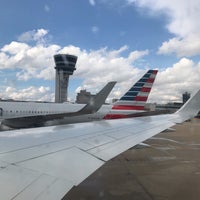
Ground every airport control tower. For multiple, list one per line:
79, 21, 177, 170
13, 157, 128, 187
54, 54, 78, 103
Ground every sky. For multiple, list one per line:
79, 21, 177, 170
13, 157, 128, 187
0, 0, 200, 103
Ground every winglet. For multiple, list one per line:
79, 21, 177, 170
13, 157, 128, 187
78, 81, 117, 114
175, 89, 200, 123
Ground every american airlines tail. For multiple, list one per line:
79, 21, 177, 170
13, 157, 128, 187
103, 69, 158, 119
113, 69, 157, 110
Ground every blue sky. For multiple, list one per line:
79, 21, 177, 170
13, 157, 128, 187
0, 0, 200, 103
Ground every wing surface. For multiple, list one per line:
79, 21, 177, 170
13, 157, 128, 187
0, 89, 199, 200
1, 81, 116, 129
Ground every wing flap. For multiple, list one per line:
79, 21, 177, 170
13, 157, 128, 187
13, 174, 66, 200
0, 162, 41, 200
31, 178, 73, 200
0, 147, 104, 200
81, 134, 115, 147
17, 147, 104, 185
0, 163, 73, 200
0, 138, 76, 163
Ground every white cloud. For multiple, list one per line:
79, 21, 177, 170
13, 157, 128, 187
0, 29, 150, 101
33, 29, 48, 41
0, 29, 199, 103
75, 54, 200, 104
158, 34, 200, 57
44, 4, 50, 12
18, 29, 49, 44
148, 57, 200, 103
0, 30, 60, 80
2, 41, 29, 55
2, 86, 54, 102
128, 0, 200, 57
128, 49, 149, 62
89, 0, 96, 6
91, 26, 99, 33
58, 45, 149, 100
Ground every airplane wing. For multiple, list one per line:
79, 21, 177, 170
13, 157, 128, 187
0, 89, 199, 200
1, 81, 116, 128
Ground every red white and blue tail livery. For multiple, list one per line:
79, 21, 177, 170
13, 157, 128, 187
104, 69, 158, 119
113, 69, 158, 110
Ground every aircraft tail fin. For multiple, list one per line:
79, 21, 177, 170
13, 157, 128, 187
112, 70, 158, 110
79, 81, 116, 114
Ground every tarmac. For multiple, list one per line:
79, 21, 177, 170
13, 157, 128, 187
63, 118, 200, 200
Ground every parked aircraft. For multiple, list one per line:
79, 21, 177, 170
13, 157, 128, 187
0, 70, 157, 129
0, 81, 116, 129
0, 88, 199, 199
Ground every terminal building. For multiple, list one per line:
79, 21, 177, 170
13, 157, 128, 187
156, 92, 191, 112
76, 90, 95, 104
